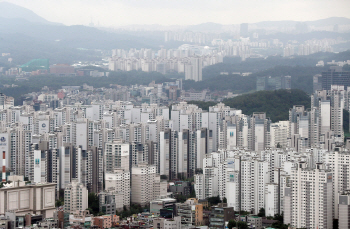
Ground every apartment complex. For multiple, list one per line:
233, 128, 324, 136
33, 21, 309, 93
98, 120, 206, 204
64, 179, 88, 214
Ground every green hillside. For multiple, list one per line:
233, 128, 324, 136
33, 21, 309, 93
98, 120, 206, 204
223, 89, 310, 122
190, 89, 311, 122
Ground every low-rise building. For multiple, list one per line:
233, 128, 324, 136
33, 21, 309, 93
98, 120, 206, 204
150, 198, 177, 214
54, 209, 70, 229
176, 200, 203, 226
68, 210, 92, 228
99, 188, 124, 214
169, 181, 191, 196
238, 215, 262, 229
153, 216, 181, 229
92, 215, 119, 229
209, 205, 234, 229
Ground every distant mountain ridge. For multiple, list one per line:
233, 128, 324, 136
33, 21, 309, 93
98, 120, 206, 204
305, 17, 350, 26
186, 17, 350, 32
0, 2, 61, 25
253, 17, 350, 28
0, 2, 349, 65
114, 17, 350, 32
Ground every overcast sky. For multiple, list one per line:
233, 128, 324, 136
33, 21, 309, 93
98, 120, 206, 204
2, 0, 350, 26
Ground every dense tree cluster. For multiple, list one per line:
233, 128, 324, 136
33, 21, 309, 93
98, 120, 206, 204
189, 89, 310, 123
223, 89, 311, 122
87, 193, 100, 216
207, 195, 221, 206
117, 204, 147, 219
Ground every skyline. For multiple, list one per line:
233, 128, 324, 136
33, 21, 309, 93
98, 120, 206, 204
1, 0, 350, 27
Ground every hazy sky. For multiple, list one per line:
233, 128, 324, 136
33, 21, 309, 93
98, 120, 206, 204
2, 0, 350, 26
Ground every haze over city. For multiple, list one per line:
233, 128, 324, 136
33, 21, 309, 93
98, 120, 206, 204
2, 0, 350, 26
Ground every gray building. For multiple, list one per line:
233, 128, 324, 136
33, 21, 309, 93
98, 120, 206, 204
209, 205, 234, 229
169, 181, 191, 196
236, 215, 263, 229
321, 66, 350, 90
339, 191, 350, 229
99, 191, 118, 215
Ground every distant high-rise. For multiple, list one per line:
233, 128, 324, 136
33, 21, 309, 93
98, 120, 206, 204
321, 67, 350, 90
191, 57, 202, 82
256, 76, 291, 91
313, 74, 322, 92
240, 23, 249, 37
185, 58, 203, 82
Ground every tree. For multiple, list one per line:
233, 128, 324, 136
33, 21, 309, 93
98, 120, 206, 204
222, 197, 227, 203
117, 204, 145, 219
258, 208, 265, 217
174, 194, 187, 203
88, 193, 99, 215
189, 186, 196, 198
239, 211, 250, 215
207, 195, 221, 206
223, 89, 311, 122
271, 222, 288, 229
274, 213, 283, 221
227, 220, 236, 229
55, 199, 64, 207
58, 189, 64, 199
236, 221, 248, 229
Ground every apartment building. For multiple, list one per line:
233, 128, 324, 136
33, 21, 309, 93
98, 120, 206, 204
131, 164, 166, 206
64, 179, 88, 214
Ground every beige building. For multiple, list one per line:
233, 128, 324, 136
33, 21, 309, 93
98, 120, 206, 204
64, 179, 88, 214
92, 215, 119, 229
104, 169, 130, 208
68, 210, 92, 227
153, 216, 181, 229
0, 175, 56, 218
131, 164, 167, 206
